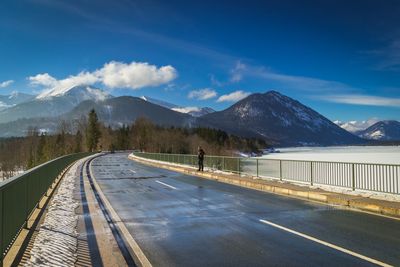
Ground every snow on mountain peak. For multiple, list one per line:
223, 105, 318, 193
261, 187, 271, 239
36, 85, 110, 102
172, 107, 201, 113
335, 118, 379, 133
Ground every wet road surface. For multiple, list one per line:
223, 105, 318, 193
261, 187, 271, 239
90, 153, 400, 267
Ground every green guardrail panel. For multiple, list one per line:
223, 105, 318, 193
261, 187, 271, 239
0, 151, 93, 262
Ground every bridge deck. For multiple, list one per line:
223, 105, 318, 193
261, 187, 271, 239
89, 153, 400, 267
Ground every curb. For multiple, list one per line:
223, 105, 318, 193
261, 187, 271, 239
129, 155, 400, 219
88, 156, 153, 267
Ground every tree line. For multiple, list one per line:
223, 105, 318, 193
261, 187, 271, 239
0, 109, 267, 180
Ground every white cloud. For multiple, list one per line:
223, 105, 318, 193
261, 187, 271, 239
98, 61, 177, 89
29, 73, 57, 87
319, 94, 400, 107
172, 106, 200, 113
217, 90, 250, 102
0, 80, 14, 88
29, 61, 178, 96
188, 88, 217, 100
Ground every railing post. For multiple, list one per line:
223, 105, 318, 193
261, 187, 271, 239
238, 158, 241, 174
222, 157, 225, 171
352, 163, 355, 191
256, 159, 259, 177
310, 161, 313, 186
279, 160, 283, 181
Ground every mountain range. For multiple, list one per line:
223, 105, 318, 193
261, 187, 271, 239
0, 85, 398, 145
0, 86, 111, 124
335, 119, 400, 141
358, 121, 400, 141
334, 119, 379, 133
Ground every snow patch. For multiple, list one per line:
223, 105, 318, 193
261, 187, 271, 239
36, 85, 109, 101
25, 159, 85, 266
172, 106, 201, 114
369, 130, 385, 139
234, 103, 262, 119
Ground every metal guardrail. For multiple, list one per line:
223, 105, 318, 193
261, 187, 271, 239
0, 152, 93, 265
132, 152, 400, 195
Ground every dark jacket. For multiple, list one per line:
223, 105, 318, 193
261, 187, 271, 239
198, 149, 205, 160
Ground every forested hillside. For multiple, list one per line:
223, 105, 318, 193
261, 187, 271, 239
0, 110, 267, 180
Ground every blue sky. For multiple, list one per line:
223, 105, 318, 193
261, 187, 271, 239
1, 0, 400, 122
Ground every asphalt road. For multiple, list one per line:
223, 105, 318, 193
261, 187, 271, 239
90, 153, 400, 267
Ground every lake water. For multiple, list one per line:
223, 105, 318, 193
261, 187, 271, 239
261, 146, 400, 164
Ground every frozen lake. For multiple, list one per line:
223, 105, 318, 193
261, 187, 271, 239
261, 146, 400, 165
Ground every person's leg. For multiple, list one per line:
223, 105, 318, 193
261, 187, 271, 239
198, 159, 201, 171
201, 159, 204, 171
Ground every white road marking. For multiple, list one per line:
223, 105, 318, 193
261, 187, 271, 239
156, 180, 177, 190
259, 219, 392, 267
129, 169, 136, 174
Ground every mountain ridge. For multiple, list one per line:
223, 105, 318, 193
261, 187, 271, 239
198, 91, 364, 146
358, 120, 400, 141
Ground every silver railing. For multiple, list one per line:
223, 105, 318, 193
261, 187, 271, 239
132, 152, 400, 195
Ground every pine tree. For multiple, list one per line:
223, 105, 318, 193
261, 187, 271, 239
36, 133, 46, 164
86, 109, 101, 152
74, 130, 82, 153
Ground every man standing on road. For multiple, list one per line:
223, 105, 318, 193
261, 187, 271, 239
198, 146, 205, 171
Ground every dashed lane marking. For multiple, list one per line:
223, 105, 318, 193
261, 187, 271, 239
155, 180, 178, 190
259, 219, 392, 267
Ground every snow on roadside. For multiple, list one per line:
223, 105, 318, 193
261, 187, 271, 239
25, 158, 85, 267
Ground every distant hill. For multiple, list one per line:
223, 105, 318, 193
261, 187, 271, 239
358, 120, 400, 141
0, 92, 34, 111
0, 86, 111, 124
334, 119, 379, 133
64, 96, 194, 128
198, 91, 364, 146
0, 117, 58, 137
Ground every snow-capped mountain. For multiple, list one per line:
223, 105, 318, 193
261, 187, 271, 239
0, 92, 34, 111
198, 91, 364, 146
140, 95, 215, 117
0, 96, 196, 137
36, 85, 110, 102
358, 120, 400, 141
0, 85, 111, 124
334, 119, 379, 133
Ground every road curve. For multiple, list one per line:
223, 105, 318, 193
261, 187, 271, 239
90, 153, 400, 267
